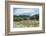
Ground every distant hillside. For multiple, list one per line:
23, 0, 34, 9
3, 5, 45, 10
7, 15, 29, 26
30, 14, 39, 20
13, 14, 39, 21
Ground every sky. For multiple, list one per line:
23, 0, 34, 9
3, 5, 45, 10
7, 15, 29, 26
13, 8, 39, 16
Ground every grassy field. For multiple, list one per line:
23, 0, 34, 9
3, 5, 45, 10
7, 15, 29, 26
13, 20, 39, 28
13, 14, 39, 28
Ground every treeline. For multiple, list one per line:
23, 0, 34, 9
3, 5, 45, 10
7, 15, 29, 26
13, 14, 39, 21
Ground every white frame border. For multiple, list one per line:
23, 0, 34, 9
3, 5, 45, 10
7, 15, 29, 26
10, 5, 42, 32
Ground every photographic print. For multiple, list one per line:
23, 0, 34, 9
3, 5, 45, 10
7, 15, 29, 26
10, 4, 44, 32
13, 8, 39, 28
5, 1, 45, 35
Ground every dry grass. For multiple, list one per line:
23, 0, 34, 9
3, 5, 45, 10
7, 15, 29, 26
13, 20, 39, 28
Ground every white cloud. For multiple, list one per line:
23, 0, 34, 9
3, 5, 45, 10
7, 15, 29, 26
13, 8, 39, 16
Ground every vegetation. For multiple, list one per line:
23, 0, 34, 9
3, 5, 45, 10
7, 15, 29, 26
13, 14, 39, 21
13, 14, 39, 28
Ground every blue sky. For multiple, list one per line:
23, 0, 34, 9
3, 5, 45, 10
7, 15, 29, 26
13, 8, 39, 16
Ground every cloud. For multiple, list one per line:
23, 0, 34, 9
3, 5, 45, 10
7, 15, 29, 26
13, 8, 39, 16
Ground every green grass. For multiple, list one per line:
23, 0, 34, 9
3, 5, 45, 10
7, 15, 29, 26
13, 14, 39, 28
13, 20, 39, 28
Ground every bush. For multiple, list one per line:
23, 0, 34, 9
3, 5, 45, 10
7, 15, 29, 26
23, 17, 27, 20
